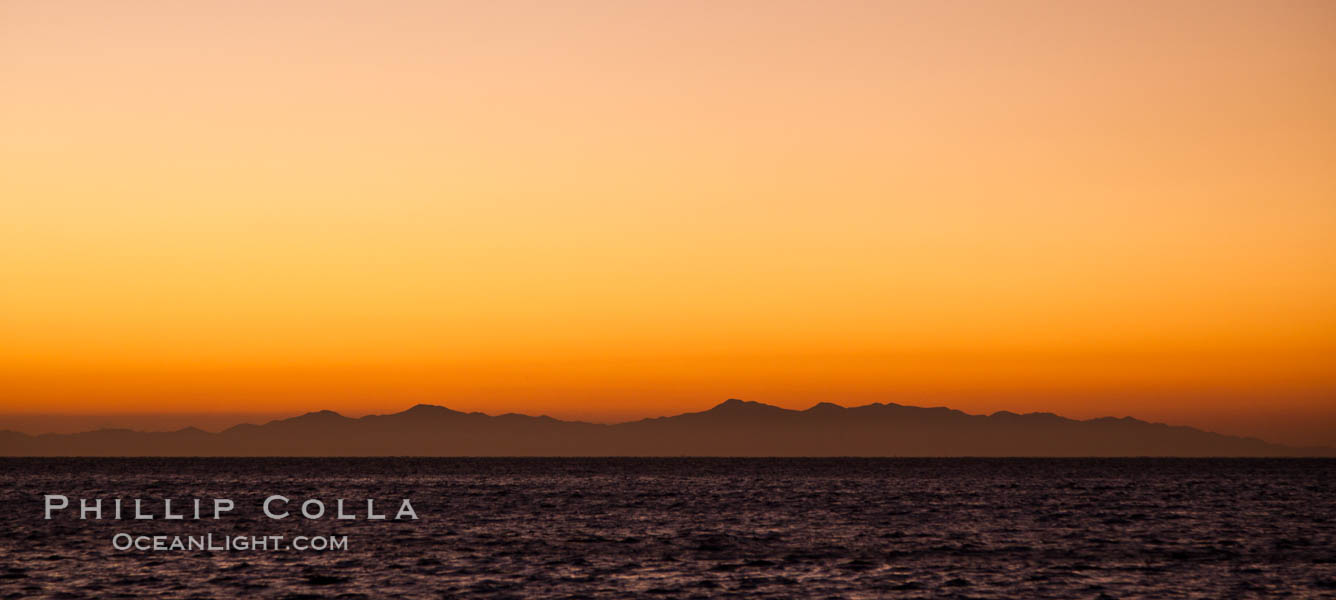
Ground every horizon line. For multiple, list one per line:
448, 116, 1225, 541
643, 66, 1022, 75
4, 399, 1332, 451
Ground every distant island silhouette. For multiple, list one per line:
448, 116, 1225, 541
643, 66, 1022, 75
2, 399, 1331, 457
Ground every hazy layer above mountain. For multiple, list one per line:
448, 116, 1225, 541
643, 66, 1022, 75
2, 400, 1330, 457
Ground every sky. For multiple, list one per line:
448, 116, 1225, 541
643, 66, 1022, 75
2, 0, 1334, 445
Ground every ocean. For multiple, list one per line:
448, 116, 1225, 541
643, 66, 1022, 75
2, 458, 1334, 598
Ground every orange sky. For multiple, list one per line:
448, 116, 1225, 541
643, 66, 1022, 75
2, 1, 1334, 445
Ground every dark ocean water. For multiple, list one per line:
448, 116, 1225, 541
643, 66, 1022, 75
1, 458, 1334, 599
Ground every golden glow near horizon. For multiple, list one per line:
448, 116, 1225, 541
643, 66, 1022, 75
2, 1, 1334, 444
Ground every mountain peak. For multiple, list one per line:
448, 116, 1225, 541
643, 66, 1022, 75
300, 409, 345, 419
272, 410, 349, 426
808, 401, 844, 410
709, 398, 777, 411
696, 399, 795, 422
401, 403, 458, 415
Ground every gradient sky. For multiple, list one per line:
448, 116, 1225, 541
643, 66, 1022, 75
2, 0, 1334, 445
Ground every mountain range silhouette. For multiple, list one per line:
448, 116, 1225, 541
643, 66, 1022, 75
2, 399, 1331, 456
